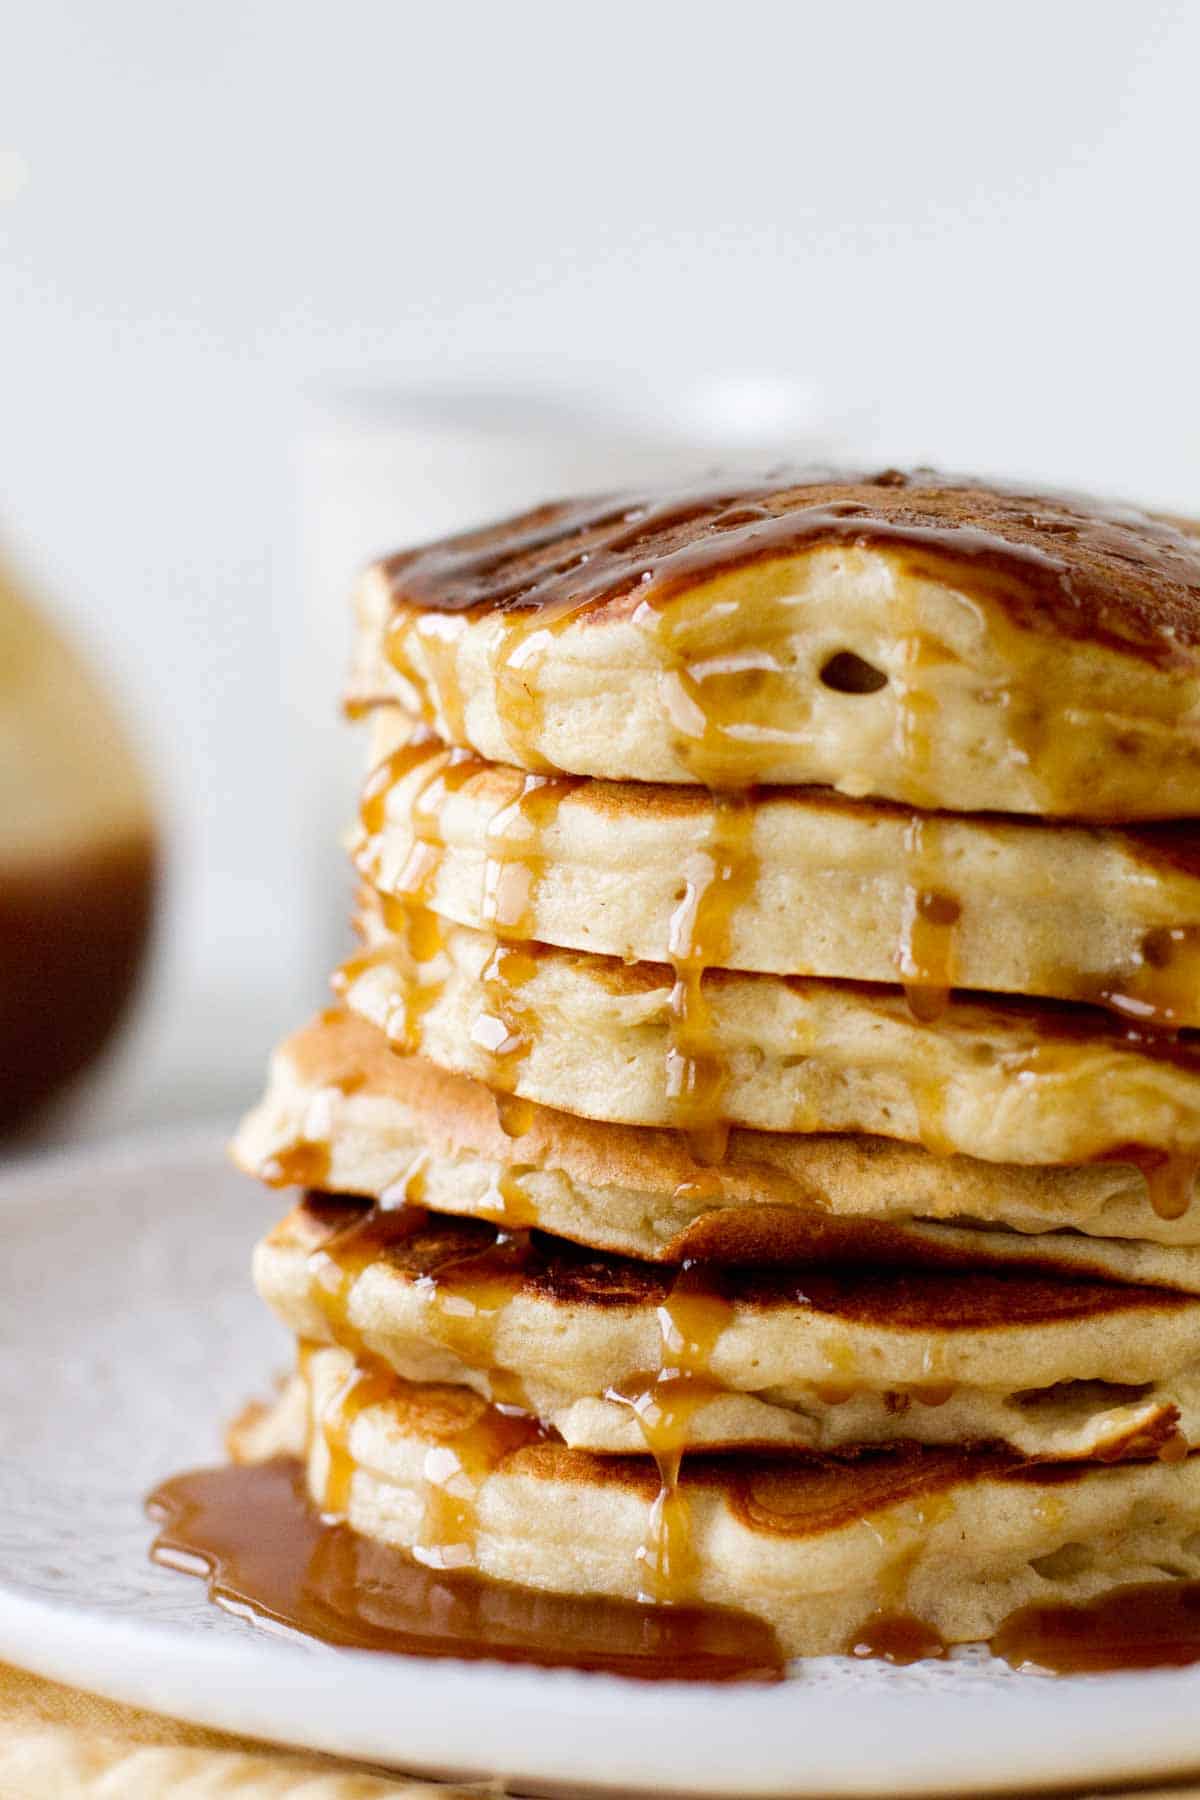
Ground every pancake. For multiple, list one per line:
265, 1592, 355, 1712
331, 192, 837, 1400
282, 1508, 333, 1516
256, 1196, 1200, 1463
338, 902, 1200, 1178
346, 470, 1200, 820
242, 1348, 1200, 1658
354, 714, 1200, 1022
231, 1011, 1200, 1272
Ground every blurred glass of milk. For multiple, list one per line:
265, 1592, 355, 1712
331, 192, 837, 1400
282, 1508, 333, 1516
295, 368, 862, 981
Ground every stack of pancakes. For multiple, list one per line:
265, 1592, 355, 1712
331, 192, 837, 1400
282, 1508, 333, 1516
233, 469, 1200, 1660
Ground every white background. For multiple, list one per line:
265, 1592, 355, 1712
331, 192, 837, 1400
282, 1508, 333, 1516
2, 0, 1199, 1134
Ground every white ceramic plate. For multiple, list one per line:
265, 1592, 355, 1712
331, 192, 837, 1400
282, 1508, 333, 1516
5, 1130, 1200, 1797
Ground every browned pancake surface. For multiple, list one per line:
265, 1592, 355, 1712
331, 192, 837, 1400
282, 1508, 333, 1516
293, 1195, 1191, 1330
377, 469, 1200, 664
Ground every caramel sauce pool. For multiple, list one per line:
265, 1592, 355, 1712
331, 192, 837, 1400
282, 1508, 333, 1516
146, 1458, 782, 1683
148, 1460, 1200, 1680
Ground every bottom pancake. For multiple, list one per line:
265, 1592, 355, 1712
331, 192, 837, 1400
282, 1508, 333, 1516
255, 1196, 1200, 1463
239, 1347, 1200, 1660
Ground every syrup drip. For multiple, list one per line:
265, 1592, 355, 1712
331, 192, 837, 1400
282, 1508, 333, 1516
384, 611, 471, 744
491, 609, 573, 773
845, 1485, 955, 1660
415, 1229, 535, 1413
257, 1062, 369, 1191
1113, 1146, 1200, 1221
379, 1152, 431, 1212
636, 564, 804, 792
361, 746, 483, 911
306, 1203, 430, 1351
481, 772, 579, 939
843, 1576, 1200, 1674
472, 943, 539, 1114
304, 1328, 542, 1571
304, 1202, 536, 1416
891, 578, 949, 811
358, 736, 442, 843
147, 1458, 783, 1681
304, 1348, 396, 1518
259, 1140, 332, 1190
908, 1072, 958, 1159
493, 1090, 536, 1139
413, 1401, 541, 1571
665, 793, 758, 1165
846, 1611, 947, 1665
611, 1263, 734, 1605
301, 1206, 435, 1513
896, 816, 961, 1024
338, 903, 448, 1058
1088, 926, 1200, 1031
480, 1162, 539, 1227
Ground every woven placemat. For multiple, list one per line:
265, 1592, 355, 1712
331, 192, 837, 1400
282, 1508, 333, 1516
0, 1660, 497, 1798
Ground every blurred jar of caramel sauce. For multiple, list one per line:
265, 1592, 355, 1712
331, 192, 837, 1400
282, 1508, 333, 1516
0, 557, 156, 1131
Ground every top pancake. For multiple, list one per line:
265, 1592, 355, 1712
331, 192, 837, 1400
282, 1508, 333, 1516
348, 469, 1200, 818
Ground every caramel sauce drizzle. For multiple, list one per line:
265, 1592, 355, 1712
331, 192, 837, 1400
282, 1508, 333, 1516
490, 610, 569, 773
633, 558, 807, 791
479, 1161, 539, 1227
382, 470, 1200, 665
306, 1339, 540, 1571
383, 610, 471, 744
1090, 925, 1200, 1031
896, 816, 961, 1025
301, 1206, 434, 1516
492, 1090, 536, 1140
306, 1201, 537, 1419
259, 1140, 332, 1191
413, 1400, 542, 1572
845, 1485, 955, 1662
847, 1611, 948, 1666
480, 772, 578, 939
305, 1347, 396, 1519
1107, 1145, 1200, 1222
336, 903, 449, 1059
664, 793, 759, 1166
471, 942, 540, 1129
379, 1151, 431, 1212
359, 744, 483, 911
890, 571, 963, 1023
374, 473, 1200, 849
256, 1061, 368, 1191
609, 1263, 734, 1605
414, 1228, 535, 1413
301, 1206, 542, 1570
